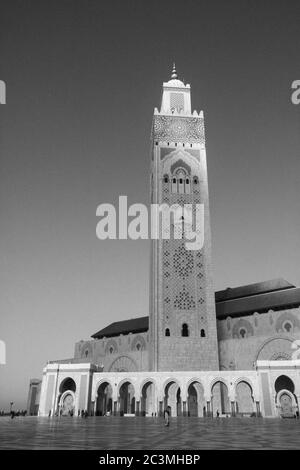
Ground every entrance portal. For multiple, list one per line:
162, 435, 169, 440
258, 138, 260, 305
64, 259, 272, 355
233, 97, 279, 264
119, 382, 135, 415
164, 381, 181, 417
96, 382, 113, 416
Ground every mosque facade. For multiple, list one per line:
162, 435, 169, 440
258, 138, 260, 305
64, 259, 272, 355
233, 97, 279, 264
32, 67, 300, 419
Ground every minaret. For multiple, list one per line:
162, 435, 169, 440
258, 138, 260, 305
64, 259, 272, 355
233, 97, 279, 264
149, 65, 219, 371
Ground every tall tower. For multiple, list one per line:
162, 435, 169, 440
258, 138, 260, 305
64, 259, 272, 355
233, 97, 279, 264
149, 65, 219, 371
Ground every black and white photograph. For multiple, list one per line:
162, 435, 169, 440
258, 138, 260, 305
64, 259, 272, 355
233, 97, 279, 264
0, 0, 300, 461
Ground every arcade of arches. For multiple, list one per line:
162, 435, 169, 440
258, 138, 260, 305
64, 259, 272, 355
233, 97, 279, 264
39, 361, 300, 418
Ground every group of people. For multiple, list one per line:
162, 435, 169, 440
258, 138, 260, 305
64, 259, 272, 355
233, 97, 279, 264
10, 410, 27, 418
79, 409, 89, 418
0, 410, 27, 418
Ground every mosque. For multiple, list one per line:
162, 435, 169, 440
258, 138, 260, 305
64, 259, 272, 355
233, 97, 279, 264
29, 66, 300, 419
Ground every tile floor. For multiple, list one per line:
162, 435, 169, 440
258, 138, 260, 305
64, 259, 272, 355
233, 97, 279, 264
0, 416, 300, 450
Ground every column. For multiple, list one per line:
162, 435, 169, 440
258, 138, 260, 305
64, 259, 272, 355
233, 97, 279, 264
230, 401, 236, 417
159, 401, 163, 417
113, 400, 117, 416
182, 401, 187, 417
206, 401, 211, 417
256, 401, 261, 417
136, 401, 140, 417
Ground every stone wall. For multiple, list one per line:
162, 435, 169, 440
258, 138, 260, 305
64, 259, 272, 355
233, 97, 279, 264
74, 331, 149, 372
217, 307, 300, 370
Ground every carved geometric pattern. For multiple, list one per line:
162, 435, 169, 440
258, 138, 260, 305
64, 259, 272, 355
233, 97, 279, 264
173, 245, 194, 279
170, 92, 184, 112
174, 285, 196, 310
153, 116, 205, 144
108, 355, 137, 372
270, 351, 291, 360
256, 338, 294, 362
170, 159, 191, 175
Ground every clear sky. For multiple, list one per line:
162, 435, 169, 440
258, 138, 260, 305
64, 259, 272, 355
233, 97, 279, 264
0, 0, 299, 410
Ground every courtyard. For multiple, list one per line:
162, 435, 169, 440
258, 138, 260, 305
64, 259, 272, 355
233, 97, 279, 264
0, 416, 300, 450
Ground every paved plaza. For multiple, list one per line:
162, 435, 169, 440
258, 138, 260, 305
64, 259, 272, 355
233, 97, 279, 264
0, 416, 300, 449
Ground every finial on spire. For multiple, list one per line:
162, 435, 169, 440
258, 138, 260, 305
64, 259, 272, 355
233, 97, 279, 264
171, 62, 178, 79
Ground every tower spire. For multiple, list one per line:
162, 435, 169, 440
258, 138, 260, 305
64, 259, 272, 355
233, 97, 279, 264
171, 62, 178, 79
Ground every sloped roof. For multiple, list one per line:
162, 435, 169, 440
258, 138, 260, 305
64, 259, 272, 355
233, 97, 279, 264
216, 287, 300, 319
92, 316, 149, 339
215, 278, 294, 302
91, 279, 300, 338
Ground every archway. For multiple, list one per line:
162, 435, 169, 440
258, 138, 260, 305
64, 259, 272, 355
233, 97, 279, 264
275, 375, 294, 394
279, 392, 293, 416
141, 381, 155, 416
119, 381, 135, 415
164, 381, 181, 417
274, 375, 297, 417
187, 381, 206, 417
60, 377, 76, 393
235, 381, 254, 415
58, 378, 76, 416
211, 381, 230, 416
96, 382, 113, 416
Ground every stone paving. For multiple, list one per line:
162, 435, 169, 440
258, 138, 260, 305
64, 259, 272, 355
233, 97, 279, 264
0, 416, 300, 450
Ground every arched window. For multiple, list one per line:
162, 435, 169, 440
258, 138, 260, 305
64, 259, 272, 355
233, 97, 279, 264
136, 343, 141, 351
193, 177, 198, 185
283, 321, 293, 333
171, 177, 177, 193
109, 346, 114, 354
164, 175, 169, 183
85, 350, 89, 357
200, 329, 206, 338
165, 328, 170, 337
239, 328, 246, 338
186, 178, 189, 185
182, 323, 189, 337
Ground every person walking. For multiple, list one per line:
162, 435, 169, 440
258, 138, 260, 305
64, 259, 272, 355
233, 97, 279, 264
164, 406, 170, 427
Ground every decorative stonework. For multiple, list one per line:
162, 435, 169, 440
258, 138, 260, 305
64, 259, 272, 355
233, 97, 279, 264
232, 319, 254, 338
173, 245, 194, 279
275, 312, 299, 333
108, 355, 137, 373
170, 159, 191, 174
256, 337, 294, 362
131, 335, 147, 352
105, 339, 118, 355
80, 342, 93, 358
174, 286, 196, 310
270, 351, 291, 360
153, 116, 205, 144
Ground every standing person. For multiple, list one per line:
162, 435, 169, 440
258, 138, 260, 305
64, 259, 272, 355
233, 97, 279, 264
216, 409, 220, 418
164, 406, 170, 427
